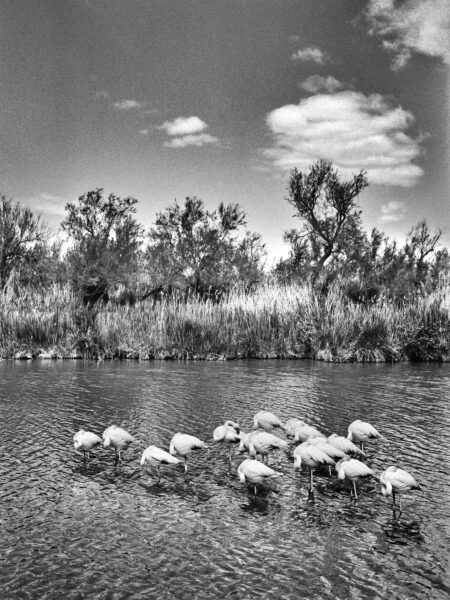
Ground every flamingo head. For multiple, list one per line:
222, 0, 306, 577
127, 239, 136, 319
103, 436, 111, 448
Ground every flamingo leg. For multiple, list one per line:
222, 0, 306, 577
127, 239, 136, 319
229, 445, 233, 462
184, 457, 188, 473
309, 468, 314, 492
353, 481, 358, 499
254, 485, 257, 496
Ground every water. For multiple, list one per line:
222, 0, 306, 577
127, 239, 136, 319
1, 359, 449, 600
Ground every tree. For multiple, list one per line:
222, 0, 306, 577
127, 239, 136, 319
404, 220, 441, 287
145, 197, 266, 297
61, 189, 144, 302
0, 195, 47, 290
285, 160, 369, 285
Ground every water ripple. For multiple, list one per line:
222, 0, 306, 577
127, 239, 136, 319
1, 360, 449, 599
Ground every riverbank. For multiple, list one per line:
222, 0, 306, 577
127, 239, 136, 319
1, 283, 449, 362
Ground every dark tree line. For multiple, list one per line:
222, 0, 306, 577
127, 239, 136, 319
1, 161, 448, 305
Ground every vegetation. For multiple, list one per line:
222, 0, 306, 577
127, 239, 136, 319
1, 161, 449, 362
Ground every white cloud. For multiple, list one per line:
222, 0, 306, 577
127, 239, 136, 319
291, 46, 328, 64
265, 90, 423, 187
158, 116, 218, 148
164, 133, 218, 148
113, 99, 147, 110
380, 200, 407, 222
365, 0, 450, 68
159, 116, 208, 136
301, 75, 344, 93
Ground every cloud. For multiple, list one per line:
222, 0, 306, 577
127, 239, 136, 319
301, 75, 344, 93
291, 46, 328, 64
158, 116, 218, 148
265, 90, 423, 187
164, 133, 218, 148
365, 0, 450, 68
113, 99, 147, 110
159, 116, 208, 136
380, 200, 407, 222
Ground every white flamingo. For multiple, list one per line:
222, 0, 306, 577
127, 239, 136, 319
380, 466, 421, 515
327, 433, 365, 457
335, 456, 374, 499
307, 436, 346, 474
223, 420, 240, 433
73, 429, 102, 462
293, 442, 335, 492
169, 432, 208, 472
213, 424, 241, 461
140, 445, 180, 482
292, 422, 323, 443
252, 410, 285, 431
102, 425, 135, 463
248, 431, 289, 464
285, 418, 301, 438
238, 458, 281, 495
347, 420, 382, 452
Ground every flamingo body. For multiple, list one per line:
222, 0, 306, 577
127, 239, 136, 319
140, 445, 180, 481
292, 422, 323, 443
293, 442, 335, 492
248, 431, 289, 463
238, 458, 281, 495
169, 433, 208, 472
327, 433, 365, 456
285, 418, 302, 438
102, 425, 135, 463
213, 424, 241, 460
380, 466, 421, 514
347, 420, 382, 451
73, 429, 102, 461
252, 411, 285, 431
336, 456, 374, 499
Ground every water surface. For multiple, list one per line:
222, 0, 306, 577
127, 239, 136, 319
1, 360, 449, 599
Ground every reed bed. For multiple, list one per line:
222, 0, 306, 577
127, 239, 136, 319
1, 282, 449, 362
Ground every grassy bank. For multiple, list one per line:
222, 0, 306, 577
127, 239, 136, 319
1, 283, 449, 362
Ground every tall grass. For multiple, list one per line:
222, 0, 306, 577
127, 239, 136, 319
1, 282, 449, 362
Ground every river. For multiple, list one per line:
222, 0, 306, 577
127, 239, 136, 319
1, 359, 449, 599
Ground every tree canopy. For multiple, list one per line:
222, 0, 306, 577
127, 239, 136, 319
145, 197, 266, 297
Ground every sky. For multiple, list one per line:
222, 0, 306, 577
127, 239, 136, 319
1, 0, 449, 264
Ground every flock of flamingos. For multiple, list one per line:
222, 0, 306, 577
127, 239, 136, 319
73, 410, 421, 516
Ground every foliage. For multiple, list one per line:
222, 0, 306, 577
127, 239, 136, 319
0, 195, 48, 290
283, 160, 369, 284
145, 197, 266, 297
61, 189, 144, 299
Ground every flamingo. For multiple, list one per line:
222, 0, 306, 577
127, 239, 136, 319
248, 431, 289, 464
380, 466, 421, 515
102, 425, 135, 464
285, 418, 302, 438
238, 458, 281, 496
327, 433, 365, 457
335, 456, 374, 500
213, 424, 241, 461
293, 442, 335, 493
223, 420, 240, 433
307, 436, 346, 474
292, 422, 324, 443
252, 410, 285, 432
73, 429, 102, 462
140, 445, 180, 482
347, 420, 382, 452
169, 432, 208, 472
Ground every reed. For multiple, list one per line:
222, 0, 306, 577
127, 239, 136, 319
0, 281, 449, 362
